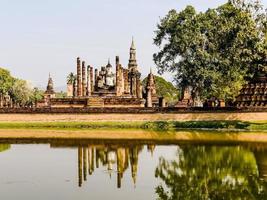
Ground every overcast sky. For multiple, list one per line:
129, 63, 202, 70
1, 0, 266, 89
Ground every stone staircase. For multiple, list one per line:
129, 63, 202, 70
87, 97, 104, 107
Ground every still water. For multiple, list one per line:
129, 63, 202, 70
0, 138, 267, 199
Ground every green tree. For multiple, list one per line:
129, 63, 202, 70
67, 72, 76, 84
0, 68, 14, 95
0, 67, 44, 107
30, 87, 44, 104
142, 76, 179, 104
55, 91, 67, 98
153, 1, 267, 102
10, 79, 34, 106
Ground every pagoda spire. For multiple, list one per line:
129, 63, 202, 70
46, 73, 54, 92
128, 37, 137, 71
130, 36, 136, 50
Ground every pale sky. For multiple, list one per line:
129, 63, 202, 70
1, 0, 266, 90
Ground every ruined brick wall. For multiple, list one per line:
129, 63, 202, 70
0, 107, 267, 114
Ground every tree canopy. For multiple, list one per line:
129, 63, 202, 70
0, 68, 14, 95
142, 75, 179, 104
153, 0, 267, 102
0, 67, 44, 106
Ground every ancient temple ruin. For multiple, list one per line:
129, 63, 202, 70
39, 39, 162, 108
236, 71, 267, 107
71, 40, 142, 98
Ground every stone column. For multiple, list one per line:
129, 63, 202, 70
87, 65, 91, 96
136, 72, 141, 98
82, 61, 86, 96
94, 69, 98, 91
115, 56, 120, 96
146, 89, 152, 107
138, 85, 143, 99
131, 74, 137, 97
73, 79, 78, 97
123, 69, 129, 94
77, 57, 82, 97
90, 67, 94, 93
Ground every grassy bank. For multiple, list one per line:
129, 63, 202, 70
0, 120, 266, 131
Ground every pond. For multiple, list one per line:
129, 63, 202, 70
0, 132, 267, 199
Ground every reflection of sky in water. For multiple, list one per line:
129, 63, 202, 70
0, 143, 266, 200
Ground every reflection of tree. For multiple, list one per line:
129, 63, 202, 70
0, 144, 10, 153
155, 146, 267, 200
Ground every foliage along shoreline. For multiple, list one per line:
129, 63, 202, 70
0, 120, 266, 131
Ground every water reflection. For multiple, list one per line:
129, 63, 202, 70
1, 138, 267, 199
155, 145, 267, 199
0, 144, 10, 152
77, 144, 145, 188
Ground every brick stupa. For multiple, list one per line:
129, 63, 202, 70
236, 71, 267, 107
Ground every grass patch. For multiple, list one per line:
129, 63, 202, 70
0, 120, 266, 131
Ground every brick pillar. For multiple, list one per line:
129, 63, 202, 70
146, 89, 152, 107
138, 84, 143, 99
95, 69, 98, 91
73, 79, 78, 97
136, 72, 141, 98
87, 65, 91, 96
131, 74, 137, 97
77, 57, 82, 97
82, 61, 86, 96
115, 56, 120, 96
90, 66, 94, 93
123, 69, 129, 94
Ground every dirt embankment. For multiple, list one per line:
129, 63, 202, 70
1, 129, 267, 143
0, 112, 266, 122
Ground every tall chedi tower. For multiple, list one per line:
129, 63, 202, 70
44, 73, 56, 107
128, 38, 141, 98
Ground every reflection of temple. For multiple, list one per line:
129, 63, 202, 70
38, 39, 164, 108
74, 143, 267, 186
77, 145, 144, 188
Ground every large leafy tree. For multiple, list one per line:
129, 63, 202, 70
142, 76, 180, 104
153, 0, 267, 102
10, 79, 34, 106
30, 87, 44, 103
0, 68, 14, 95
0, 67, 44, 107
